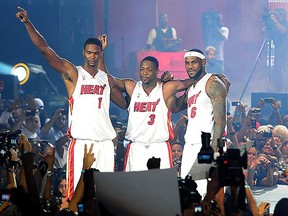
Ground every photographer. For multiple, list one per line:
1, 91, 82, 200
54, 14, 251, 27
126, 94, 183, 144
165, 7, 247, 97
39, 108, 68, 146
235, 106, 261, 145
248, 138, 279, 187
202, 11, 229, 71
263, 8, 288, 92
186, 165, 261, 216
0, 145, 20, 214
257, 97, 283, 126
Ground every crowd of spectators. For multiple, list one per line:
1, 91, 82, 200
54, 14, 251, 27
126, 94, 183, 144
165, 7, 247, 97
0, 94, 287, 215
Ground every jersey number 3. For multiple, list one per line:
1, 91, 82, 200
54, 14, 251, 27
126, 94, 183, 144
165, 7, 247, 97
148, 114, 156, 125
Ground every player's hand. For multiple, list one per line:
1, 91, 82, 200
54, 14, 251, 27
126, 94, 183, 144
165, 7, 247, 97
16, 6, 29, 23
98, 34, 108, 50
160, 71, 174, 83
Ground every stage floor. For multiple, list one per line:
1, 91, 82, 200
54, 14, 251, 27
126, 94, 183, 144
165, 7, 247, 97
252, 184, 288, 213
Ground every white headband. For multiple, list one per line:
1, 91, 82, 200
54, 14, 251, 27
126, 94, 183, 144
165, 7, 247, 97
184, 51, 206, 59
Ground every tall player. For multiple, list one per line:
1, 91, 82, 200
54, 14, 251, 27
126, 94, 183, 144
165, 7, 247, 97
16, 7, 127, 200
178, 49, 227, 179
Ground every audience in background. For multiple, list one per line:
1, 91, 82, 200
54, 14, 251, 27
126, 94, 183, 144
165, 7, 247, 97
52, 169, 69, 210
0, 90, 288, 215
39, 108, 70, 170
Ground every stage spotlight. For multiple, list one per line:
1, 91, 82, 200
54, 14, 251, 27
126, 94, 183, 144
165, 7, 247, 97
11, 63, 30, 85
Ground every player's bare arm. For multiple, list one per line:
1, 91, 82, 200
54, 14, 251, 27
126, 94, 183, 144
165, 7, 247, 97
171, 93, 188, 113
163, 78, 193, 112
206, 76, 227, 151
16, 7, 78, 97
114, 78, 136, 99
97, 34, 109, 74
108, 75, 128, 109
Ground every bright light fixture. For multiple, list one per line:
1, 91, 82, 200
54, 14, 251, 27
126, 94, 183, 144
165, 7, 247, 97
11, 63, 30, 85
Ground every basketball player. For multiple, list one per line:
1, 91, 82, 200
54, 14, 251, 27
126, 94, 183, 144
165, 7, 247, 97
110, 56, 195, 172
175, 49, 227, 198
16, 7, 127, 200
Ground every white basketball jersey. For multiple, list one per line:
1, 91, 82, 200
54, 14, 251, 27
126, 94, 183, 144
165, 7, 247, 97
125, 81, 173, 143
68, 66, 116, 141
184, 73, 214, 144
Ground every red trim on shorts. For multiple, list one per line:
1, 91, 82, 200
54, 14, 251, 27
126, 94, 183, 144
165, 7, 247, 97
166, 141, 173, 168
167, 110, 175, 140
67, 138, 76, 201
123, 142, 132, 172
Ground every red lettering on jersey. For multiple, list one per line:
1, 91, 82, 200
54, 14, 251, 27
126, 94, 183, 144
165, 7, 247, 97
139, 102, 147, 112
133, 98, 160, 112
80, 84, 106, 95
187, 90, 201, 107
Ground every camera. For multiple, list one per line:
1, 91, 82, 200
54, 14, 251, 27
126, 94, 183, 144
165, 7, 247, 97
231, 101, 241, 106
0, 129, 21, 166
28, 139, 52, 152
0, 129, 21, 149
59, 108, 68, 115
262, 9, 276, 35
25, 109, 36, 117
0, 192, 12, 201
197, 134, 247, 187
194, 204, 203, 213
178, 175, 202, 213
216, 139, 247, 187
264, 98, 273, 103
263, 131, 272, 138
77, 203, 85, 212
198, 132, 214, 164
252, 118, 257, 129
263, 202, 270, 216
251, 108, 261, 114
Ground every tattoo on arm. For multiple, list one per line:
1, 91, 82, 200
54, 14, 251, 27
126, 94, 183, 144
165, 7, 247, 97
63, 72, 73, 82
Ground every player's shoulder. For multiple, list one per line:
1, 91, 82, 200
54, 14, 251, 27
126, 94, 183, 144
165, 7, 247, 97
209, 73, 229, 86
206, 73, 228, 95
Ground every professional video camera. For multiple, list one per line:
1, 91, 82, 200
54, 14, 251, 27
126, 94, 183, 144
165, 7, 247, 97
198, 132, 214, 164
216, 139, 247, 187
0, 129, 21, 166
261, 8, 283, 37
178, 174, 202, 213
202, 11, 222, 28
197, 132, 247, 186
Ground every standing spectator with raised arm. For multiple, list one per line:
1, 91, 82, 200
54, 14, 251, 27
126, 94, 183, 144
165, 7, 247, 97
39, 108, 70, 170
16, 6, 127, 201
